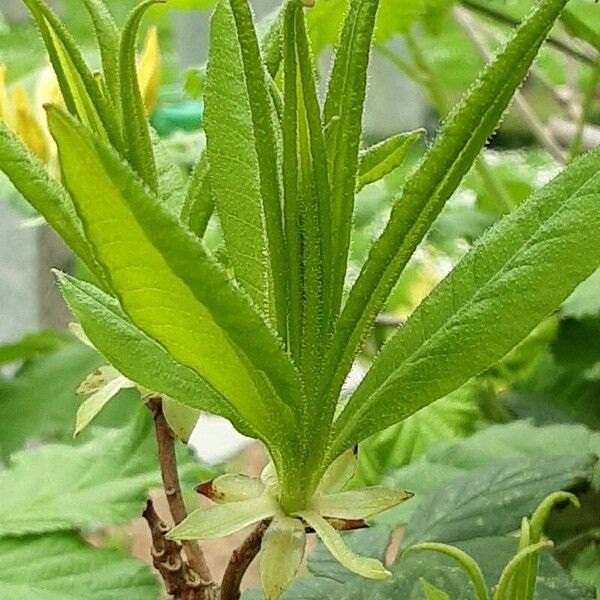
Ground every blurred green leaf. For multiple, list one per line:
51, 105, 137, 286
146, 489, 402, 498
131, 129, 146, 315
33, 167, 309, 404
0, 412, 161, 536
355, 382, 482, 487
379, 421, 600, 526
0, 341, 138, 459
0, 330, 70, 365
0, 532, 160, 600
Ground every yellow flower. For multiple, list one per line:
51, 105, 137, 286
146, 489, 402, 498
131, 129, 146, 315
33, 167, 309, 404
137, 26, 161, 115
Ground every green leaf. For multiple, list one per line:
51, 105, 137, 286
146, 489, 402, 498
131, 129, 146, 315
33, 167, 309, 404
153, 129, 187, 217
561, 268, 600, 319
404, 544, 488, 600
22, 0, 122, 150
58, 274, 258, 438
119, 1, 161, 191
381, 422, 600, 528
169, 495, 277, 540
0, 532, 159, 600
182, 152, 214, 237
355, 383, 481, 486
571, 545, 600, 593
47, 107, 302, 463
0, 123, 103, 282
0, 329, 70, 365
204, 0, 287, 333
308, 525, 392, 583
0, 413, 161, 536
561, 9, 600, 52
357, 130, 424, 191
297, 511, 391, 580
332, 145, 600, 454
402, 456, 596, 547
322, 0, 572, 438
420, 579, 452, 600
322, 0, 380, 322
268, 528, 592, 600
74, 366, 136, 436
0, 342, 137, 459
82, 0, 121, 113
261, 517, 306, 600
310, 486, 412, 520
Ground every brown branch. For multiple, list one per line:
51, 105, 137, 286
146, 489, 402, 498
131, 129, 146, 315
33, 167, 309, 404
220, 520, 271, 600
147, 397, 213, 586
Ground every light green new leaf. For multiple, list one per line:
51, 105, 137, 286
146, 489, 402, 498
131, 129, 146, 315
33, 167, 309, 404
323, 0, 380, 321
48, 107, 303, 459
297, 511, 391, 580
420, 579, 452, 600
0, 533, 159, 600
74, 365, 136, 436
58, 274, 259, 439
22, 0, 122, 150
261, 517, 306, 600
332, 146, 600, 455
0, 124, 103, 282
169, 495, 277, 541
322, 0, 573, 425
311, 487, 413, 520
211, 0, 287, 334
119, 1, 161, 191
0, 414, 160, 536
357, 130, 424, 191
82, 0, 121, 113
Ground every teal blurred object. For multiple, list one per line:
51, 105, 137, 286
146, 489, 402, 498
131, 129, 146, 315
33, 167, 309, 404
151, 87, 203, 137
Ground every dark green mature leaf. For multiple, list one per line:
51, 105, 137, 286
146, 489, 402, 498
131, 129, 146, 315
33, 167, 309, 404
402, 456, 596, 547
322, 0, 572, 442
322, 0, 380, 322
0, 413, 160, 536
0, 342, 138, 459
379, 421, 600, 526
47, 108, 302, 460
119, 0, 161, 191
22, 0, 122, 150
0, 124, 102, 282
0, 533, 160, 600
251, 532, 593, 599
332, 146, 600, 454
58, 274, 258, 438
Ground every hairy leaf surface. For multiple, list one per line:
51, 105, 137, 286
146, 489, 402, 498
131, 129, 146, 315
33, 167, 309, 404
48, 108, 302, 458
332, 147, 600, 454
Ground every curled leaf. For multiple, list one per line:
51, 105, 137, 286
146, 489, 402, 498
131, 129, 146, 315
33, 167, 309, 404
168, 495, 277, 541
260, 517, 306, 600
297, 510, 391, 580
312, 486, 413, 520
403, 543, 488, 600
530, 491, 580, 542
